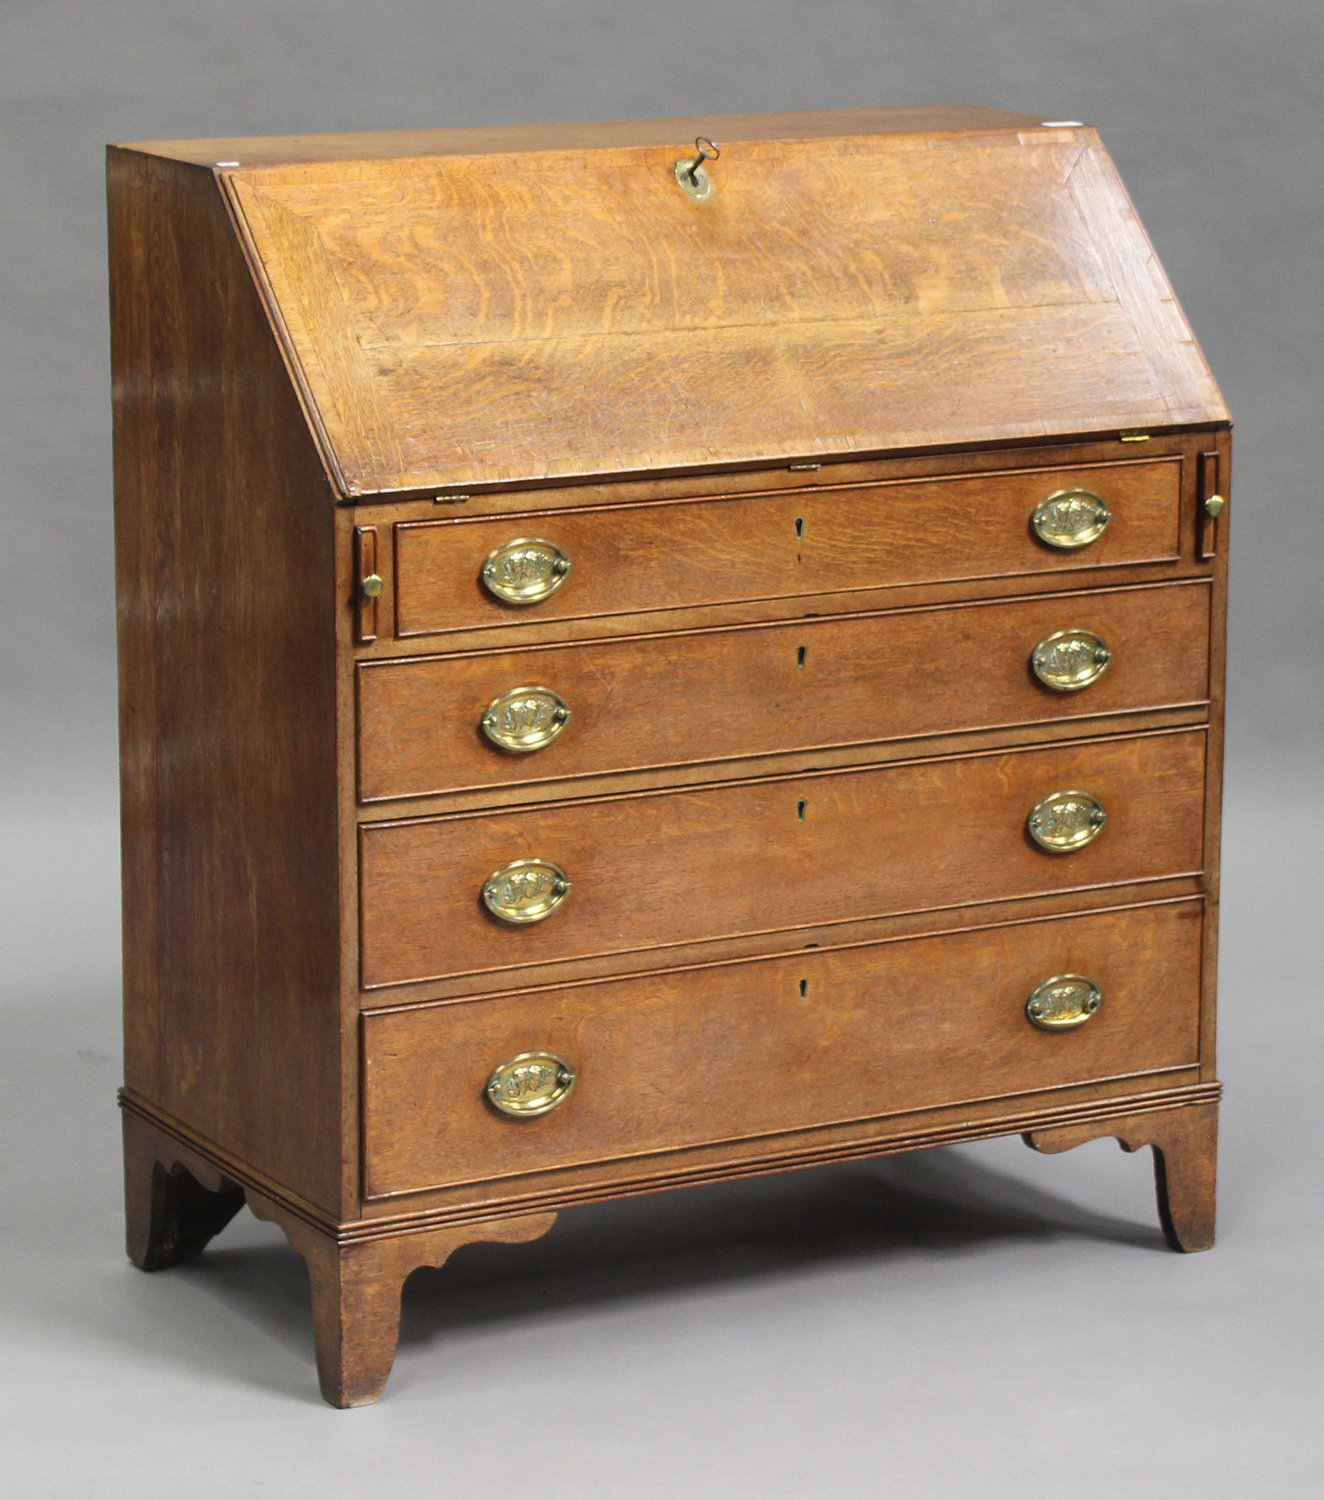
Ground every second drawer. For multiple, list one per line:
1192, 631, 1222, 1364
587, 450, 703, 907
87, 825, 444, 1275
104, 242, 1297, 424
358, 581, 1210, 801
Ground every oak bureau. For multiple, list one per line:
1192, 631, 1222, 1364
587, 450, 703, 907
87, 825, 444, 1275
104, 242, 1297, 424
109, 108, 1230, 1406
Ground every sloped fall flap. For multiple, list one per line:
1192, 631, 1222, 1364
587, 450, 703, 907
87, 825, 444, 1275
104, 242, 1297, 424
210, 112, 1225, 496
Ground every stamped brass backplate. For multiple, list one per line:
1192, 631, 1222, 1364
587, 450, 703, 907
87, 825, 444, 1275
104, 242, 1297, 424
1031, 489, 1112, 549
1031, 628, 1112, 692
481, 686, 572, 753
1026, 974, 1103, 1030
485, 1052, 576, 1117
482, 858, 572, 923
1027, 790, 1107, 852
481, 537, 572, 604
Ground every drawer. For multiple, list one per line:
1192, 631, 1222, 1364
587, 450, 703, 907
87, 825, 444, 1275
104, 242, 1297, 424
362, 899, 1204, 1198
394, 458, 1182, 637
359, 730, 1206, 987
359, 581, 1210, 801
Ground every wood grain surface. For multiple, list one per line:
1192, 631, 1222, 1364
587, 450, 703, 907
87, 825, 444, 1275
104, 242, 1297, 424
359, 729, 1207, 987
196, 116, 1224, 496
109, 111, 1230, 1405
243, 1187, 556, 1407
1026, 1099, 1217, 1252
359, 579, 1210, 801
362, 899, 1203, 1198
392, 457, 1183, 637
109, 147, 347, 1212
119, 107, 1054, 168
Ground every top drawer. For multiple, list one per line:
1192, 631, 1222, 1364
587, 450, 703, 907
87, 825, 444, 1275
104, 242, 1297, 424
394, 458, 1182, 638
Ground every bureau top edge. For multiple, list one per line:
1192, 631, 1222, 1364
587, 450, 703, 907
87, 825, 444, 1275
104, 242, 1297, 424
115, 107, 1056, 168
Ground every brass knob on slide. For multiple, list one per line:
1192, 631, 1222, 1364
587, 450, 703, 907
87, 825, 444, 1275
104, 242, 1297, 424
361, 573, 384, 598
485, 1052, 575, 1117
482, 858, 572, 924
481, 686, 572, 753
1026, 975, 1103, 1030
481, 538, 572, 604
1031, 489, 1111, 549
1027, 790, 1107, 852
1031, 629, 1112, 692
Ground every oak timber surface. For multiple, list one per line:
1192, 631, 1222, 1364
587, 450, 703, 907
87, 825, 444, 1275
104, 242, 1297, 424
123, 114, 1227, 496
119, 108, 1050, 167
359, 729, 1207, 987
362, 899, 1203, 1197
107, 109, 1230, 1405
392, 458, 1182, 636
359, 580, 1211, 801
108, 149, 346, 1212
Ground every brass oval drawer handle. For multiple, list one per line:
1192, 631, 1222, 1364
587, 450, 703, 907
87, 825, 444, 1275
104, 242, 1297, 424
1026, 974, 1103, 1030
486, 1052, 575, 1117
1031, 628, 1112, 692
1027, 790, 1107, 852
1031, 488, 1111, 549
481, 686, 572, 753
482, 858, 572, 923
481, 537, 571, 604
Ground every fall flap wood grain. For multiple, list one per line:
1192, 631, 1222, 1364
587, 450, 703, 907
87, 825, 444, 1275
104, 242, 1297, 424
122, 108, 1226, 496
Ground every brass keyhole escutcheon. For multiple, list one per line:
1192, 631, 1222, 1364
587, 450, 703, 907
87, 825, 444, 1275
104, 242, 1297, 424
1027, 790, 1107, 852
1026, 974, 1103, 1030
482, 858, 572, 924
481, 537, 572, 605
485, 1052, 575, 1117
1031, 489, 1112, 549
481, 686, 572, 754
1031, 628, 1112, 692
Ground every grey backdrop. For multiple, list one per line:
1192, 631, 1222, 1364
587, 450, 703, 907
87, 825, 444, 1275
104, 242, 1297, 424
1, 3, 1321, 1495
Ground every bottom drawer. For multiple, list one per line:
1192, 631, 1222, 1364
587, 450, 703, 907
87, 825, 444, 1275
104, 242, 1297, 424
362, 900, 1203, 1200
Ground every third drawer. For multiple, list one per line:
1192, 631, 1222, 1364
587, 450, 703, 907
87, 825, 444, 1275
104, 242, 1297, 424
359, 728, 1207, 987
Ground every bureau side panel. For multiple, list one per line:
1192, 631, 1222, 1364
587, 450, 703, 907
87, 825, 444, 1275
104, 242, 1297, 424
109, 148, 344, 1212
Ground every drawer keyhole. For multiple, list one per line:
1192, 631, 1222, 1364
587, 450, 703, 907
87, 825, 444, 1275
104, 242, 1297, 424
794, 516, 804, 540
799, 978, 809, 999
797, 799, 807, 822
797, 645, 807, 668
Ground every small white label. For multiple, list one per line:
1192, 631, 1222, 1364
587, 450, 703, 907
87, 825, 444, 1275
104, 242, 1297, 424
1040, 121, 1083, 129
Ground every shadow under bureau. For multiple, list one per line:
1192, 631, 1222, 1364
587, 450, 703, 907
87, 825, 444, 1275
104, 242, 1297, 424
108, 107, 1230, 1406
